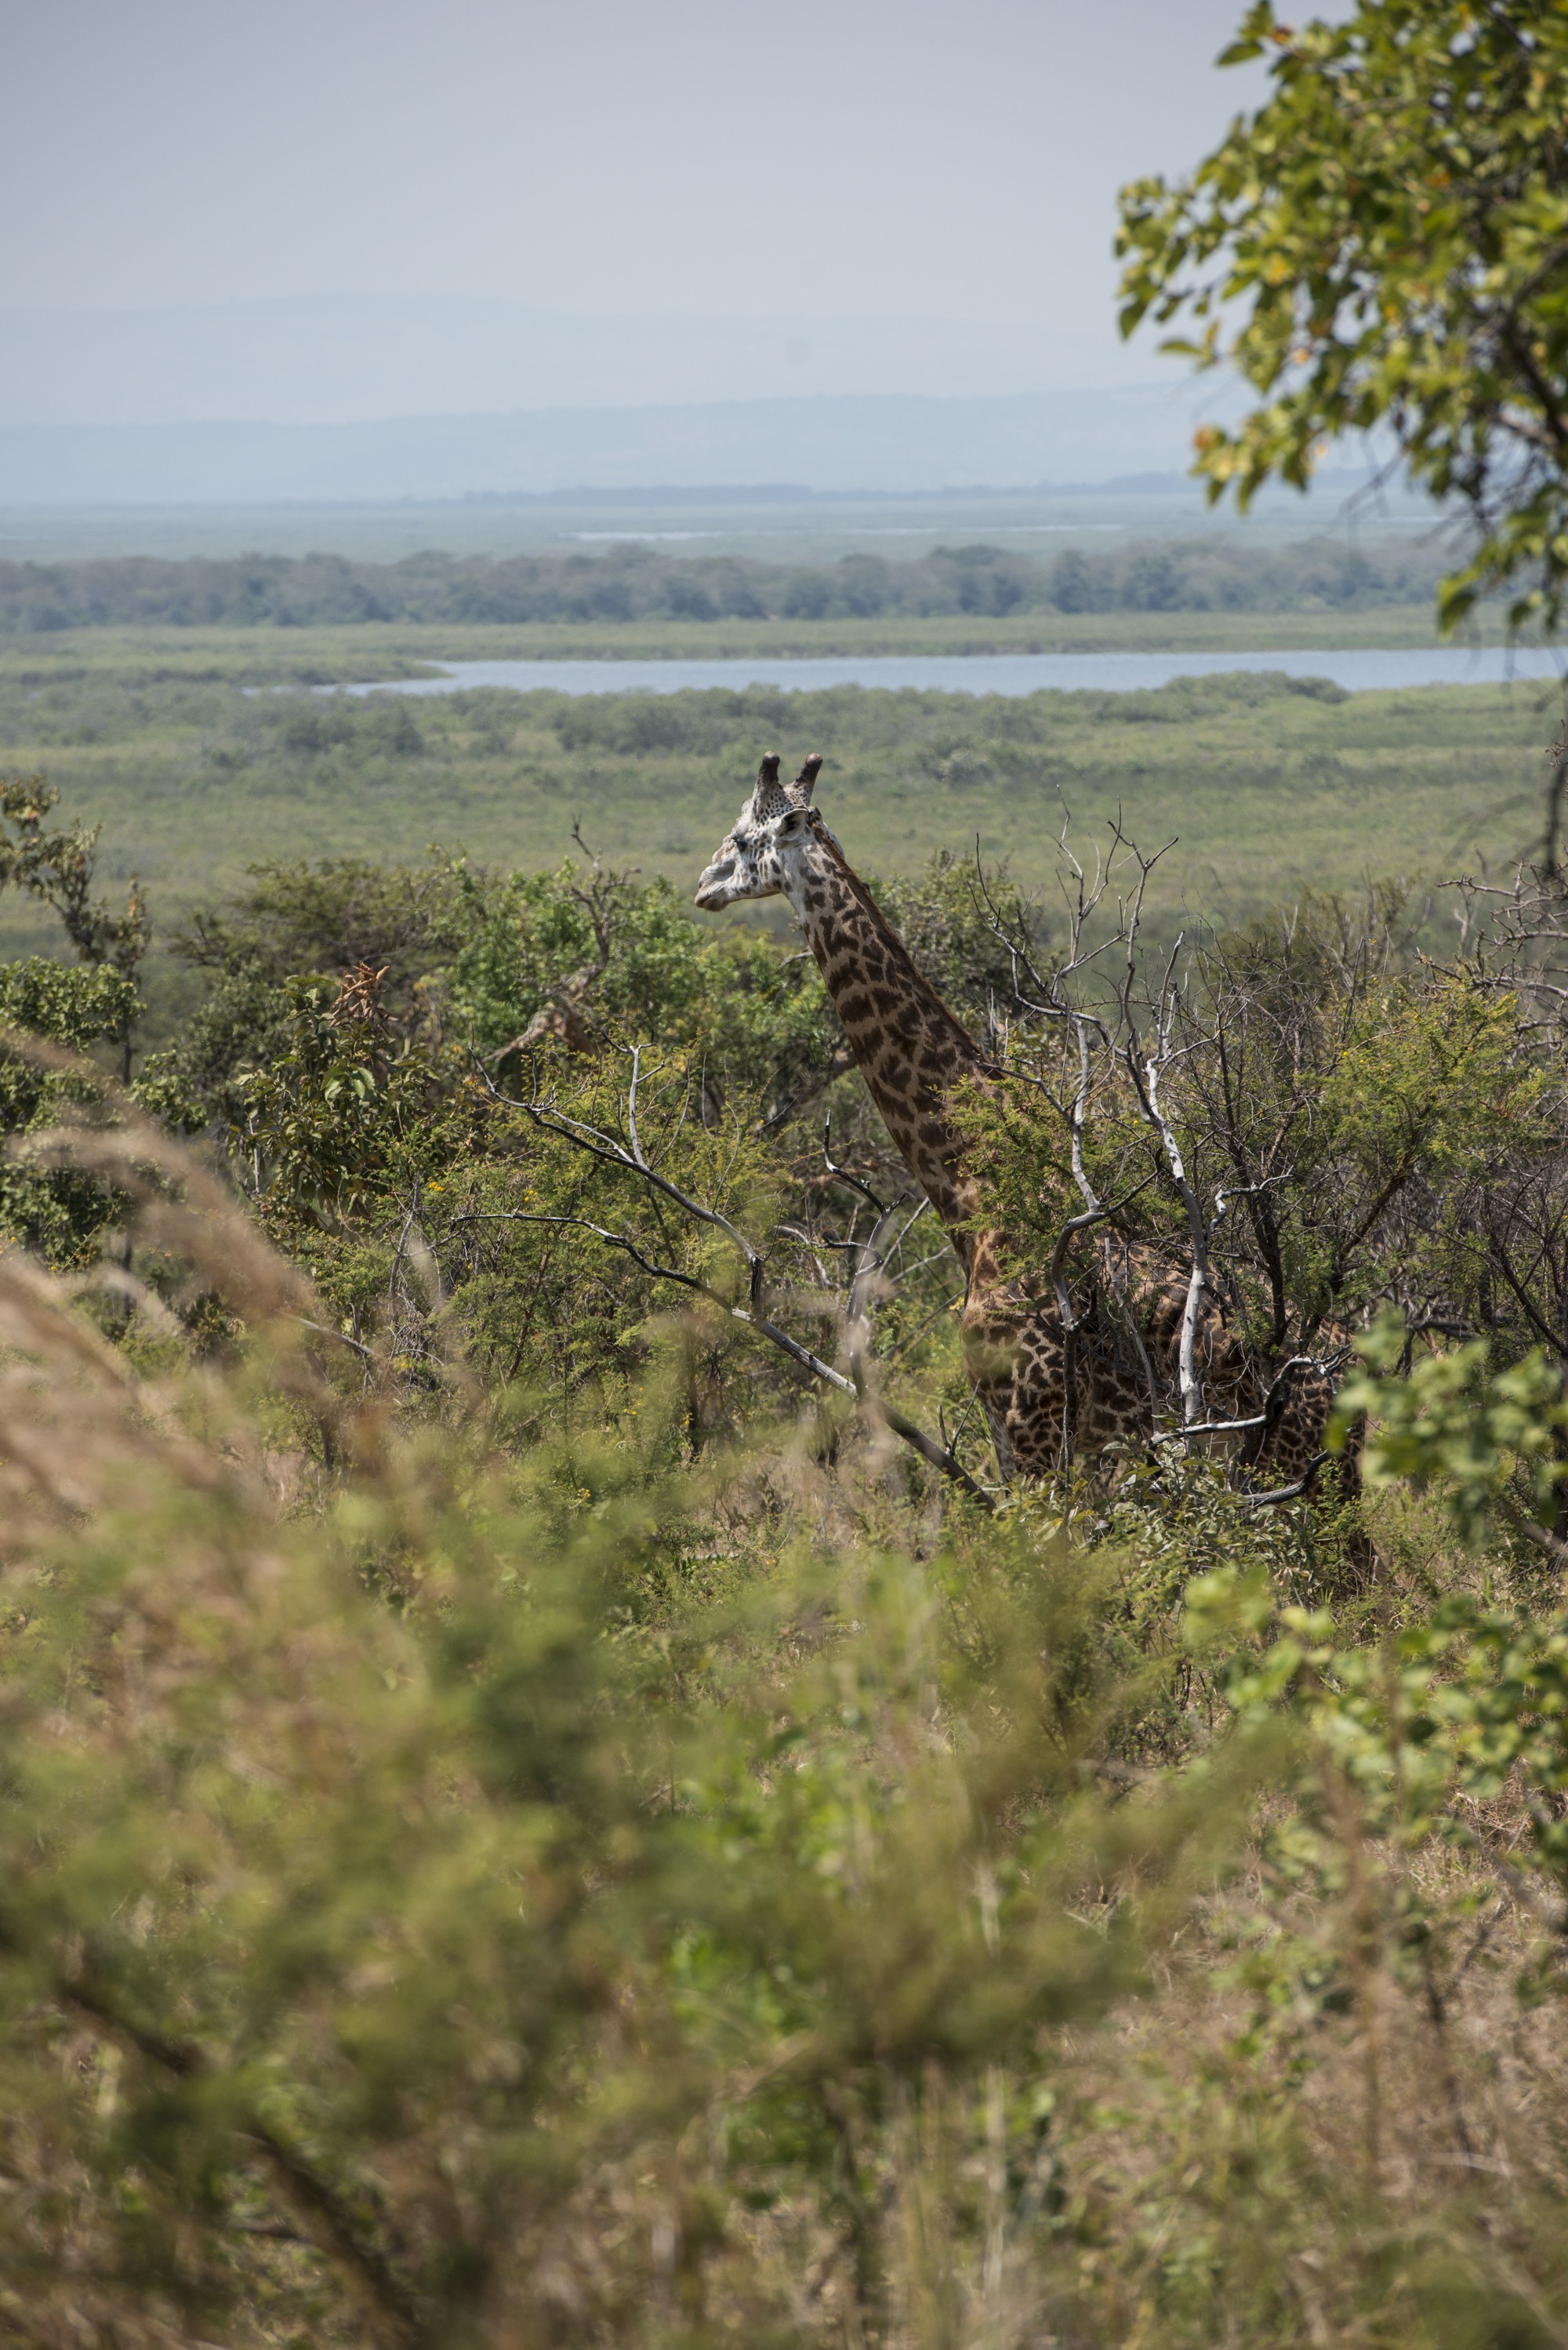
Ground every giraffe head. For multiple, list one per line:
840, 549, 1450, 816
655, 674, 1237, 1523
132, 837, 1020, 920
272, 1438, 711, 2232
695, 754, 826, 910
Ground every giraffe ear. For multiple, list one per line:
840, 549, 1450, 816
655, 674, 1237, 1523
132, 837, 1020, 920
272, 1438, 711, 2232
795, 754, 824, 803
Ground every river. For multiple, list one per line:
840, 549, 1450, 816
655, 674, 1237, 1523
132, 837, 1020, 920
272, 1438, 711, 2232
347, 645, 1567, 699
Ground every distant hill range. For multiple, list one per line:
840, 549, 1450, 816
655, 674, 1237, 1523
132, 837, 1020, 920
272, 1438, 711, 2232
0, 296, 1272, 505
0, 296, 1174, 428
0, 386, 1253, 505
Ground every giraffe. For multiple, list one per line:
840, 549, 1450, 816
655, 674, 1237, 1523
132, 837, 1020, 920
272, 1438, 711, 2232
695, 752, 1341, 1489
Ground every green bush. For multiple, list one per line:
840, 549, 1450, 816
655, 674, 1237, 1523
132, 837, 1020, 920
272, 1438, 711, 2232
5, 771, 1568, 2344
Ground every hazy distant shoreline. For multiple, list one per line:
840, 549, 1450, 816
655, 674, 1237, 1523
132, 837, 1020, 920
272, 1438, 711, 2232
0, 387, 1263, 506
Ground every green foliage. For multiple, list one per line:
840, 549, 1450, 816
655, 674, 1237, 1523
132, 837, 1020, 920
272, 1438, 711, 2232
876, 849, 1040, 1041
0, 957, 141, 1264
0, 1224, 1254, 2344
1334, 1316, 1568, 1547
176, 850, 470, 996
0, 779, 162, 1262
1118, 0, 1568, 629
953, 910, 1548, 1368
0, 771, 147, 984
332, 1051, 791, 1422
0, 533, 1454, 635
1275, 967, 1548, 1331
157, 853, 471, 1136
238, 976, 458, 1226
1184, 913, 1552, 1347
1319, 978, 1541, 1184
0, 953, 139, 1066
447, 861, 841, 1112
15, 740, 1568, 2336
9, 1160, 1568, 2341
1205, 1556, 1568, 1977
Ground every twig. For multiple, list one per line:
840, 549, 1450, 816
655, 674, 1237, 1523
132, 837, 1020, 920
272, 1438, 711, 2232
1236, 1453, 1330, 1508
823, 1120, 898, 1216
1152, 1414, 1266, 1444
387, 1182, 423, 1315
1125, 938, 1214, 1431
294, 1314, 376, 1365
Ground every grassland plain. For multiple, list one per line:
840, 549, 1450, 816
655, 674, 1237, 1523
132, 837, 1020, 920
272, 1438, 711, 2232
0, 603, 1479, 681
0, 622, 1561, 1029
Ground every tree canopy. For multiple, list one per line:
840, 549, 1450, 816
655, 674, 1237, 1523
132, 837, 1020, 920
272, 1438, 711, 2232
1116, 0, 1568, 630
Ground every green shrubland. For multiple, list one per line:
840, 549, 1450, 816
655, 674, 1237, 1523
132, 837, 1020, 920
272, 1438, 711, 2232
0, 648, 1555, 1008
2, 735, 1568, 2345
3, 0, 1566, 2321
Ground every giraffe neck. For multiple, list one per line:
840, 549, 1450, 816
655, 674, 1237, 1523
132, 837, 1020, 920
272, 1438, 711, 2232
784, 826, 988, 1258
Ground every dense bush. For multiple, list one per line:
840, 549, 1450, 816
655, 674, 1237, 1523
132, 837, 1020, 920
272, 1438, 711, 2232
6, 768, 1568, 2343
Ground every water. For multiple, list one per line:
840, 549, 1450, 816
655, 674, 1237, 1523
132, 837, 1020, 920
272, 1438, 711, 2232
347, 645, 1568, 700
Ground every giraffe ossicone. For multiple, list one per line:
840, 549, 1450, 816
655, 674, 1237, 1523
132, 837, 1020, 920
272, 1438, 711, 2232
695, 754, 1348, 1495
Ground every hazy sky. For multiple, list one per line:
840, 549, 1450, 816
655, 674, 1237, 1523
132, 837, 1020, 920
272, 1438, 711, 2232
4, 0, 1264, 341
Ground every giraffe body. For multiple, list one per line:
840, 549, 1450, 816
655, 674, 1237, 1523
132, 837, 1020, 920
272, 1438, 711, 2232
696, 757, 1341, 1487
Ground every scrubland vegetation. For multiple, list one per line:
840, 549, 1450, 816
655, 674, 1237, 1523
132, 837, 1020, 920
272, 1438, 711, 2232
0, 643, 1551, 1008
0, 593, 1465, 677
0, 534, 1452, 637
2, 0, 1560, 2332
5, 666, 1568, 2342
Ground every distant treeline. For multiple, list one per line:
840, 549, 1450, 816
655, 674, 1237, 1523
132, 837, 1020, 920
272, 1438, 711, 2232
0, 537, 1446, 633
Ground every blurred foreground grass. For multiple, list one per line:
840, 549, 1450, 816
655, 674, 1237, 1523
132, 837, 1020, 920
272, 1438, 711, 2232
3, 1099, 1567, 2348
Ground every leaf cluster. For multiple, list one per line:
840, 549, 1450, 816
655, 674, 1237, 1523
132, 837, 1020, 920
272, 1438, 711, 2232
1117, 0, 1568, 629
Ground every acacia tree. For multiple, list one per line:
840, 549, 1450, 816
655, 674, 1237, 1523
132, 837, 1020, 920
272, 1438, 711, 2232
1116, 0, 1568, 630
